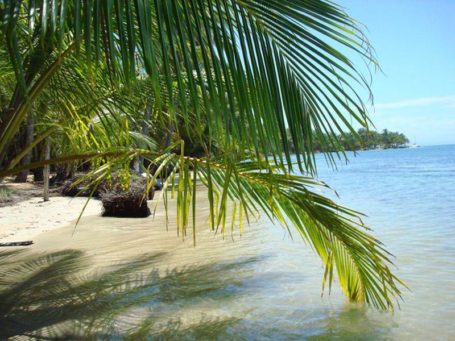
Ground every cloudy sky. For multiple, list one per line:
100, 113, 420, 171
341, 0, 455, 145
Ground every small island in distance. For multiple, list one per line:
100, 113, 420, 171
288, 128, 414, 152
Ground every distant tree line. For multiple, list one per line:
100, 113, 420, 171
288, 128, 410, 152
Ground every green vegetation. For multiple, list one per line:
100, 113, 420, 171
289, 128, 410, 152
347, 128, 410, 150
0, 1, 403, 309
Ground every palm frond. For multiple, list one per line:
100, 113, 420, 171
145, 152, 403, 310
1, 0, 374, 168
6, 144, 401, 310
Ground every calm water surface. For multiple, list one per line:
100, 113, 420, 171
182, 144, 455, 340
3, 145, 455, 340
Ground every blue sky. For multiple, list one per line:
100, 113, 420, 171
341, 0, 455, 145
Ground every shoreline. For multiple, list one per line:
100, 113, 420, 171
0, 182, 234, 253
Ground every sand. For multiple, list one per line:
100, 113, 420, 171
0, 186, 251, 266
0, 187, 263, 337
0, 196, 102, 243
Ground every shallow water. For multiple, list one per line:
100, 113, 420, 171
309, 144, 455, 340
2, 145, 455, 340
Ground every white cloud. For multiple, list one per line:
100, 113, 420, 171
375, 95, 455, 110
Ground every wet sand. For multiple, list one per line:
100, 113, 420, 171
0, 189, 250, 269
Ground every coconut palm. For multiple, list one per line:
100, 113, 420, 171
0, 1, 403, 309
0, 50, 157, 181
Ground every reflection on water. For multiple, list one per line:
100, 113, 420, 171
2, 145, 455, 340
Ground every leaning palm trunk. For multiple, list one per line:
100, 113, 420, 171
0, 0, 403, 309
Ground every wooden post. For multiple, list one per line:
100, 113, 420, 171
43, 139, 50, 201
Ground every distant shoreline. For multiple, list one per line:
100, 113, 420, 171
307, 144, 418, 154
345, 143, 420, 152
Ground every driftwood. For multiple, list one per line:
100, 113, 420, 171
0, 241, 33, 247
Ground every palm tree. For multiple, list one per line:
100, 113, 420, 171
0, 1, 403, 309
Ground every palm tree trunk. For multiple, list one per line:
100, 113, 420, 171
132, 98, 153, 173
14, 114, 34, 183
139, 98, 153, 170
164, 123, 174, 149
32, 140, 45, 182
43, 139, 50, 201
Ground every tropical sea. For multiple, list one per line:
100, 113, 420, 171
147, 145, 455, 340
172, 144, 455, 340
2, 145, 455, 340
151, 144, 455, 340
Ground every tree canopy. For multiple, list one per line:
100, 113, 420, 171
287, 128, 410, 152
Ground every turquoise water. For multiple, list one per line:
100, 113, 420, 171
135, 144, 455, 340
183, 144, 455, 340
310, 144, 455, 339
2, 145, 455, 339
197, 144, 455, 340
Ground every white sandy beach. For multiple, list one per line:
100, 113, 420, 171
0, 196, 102, 243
